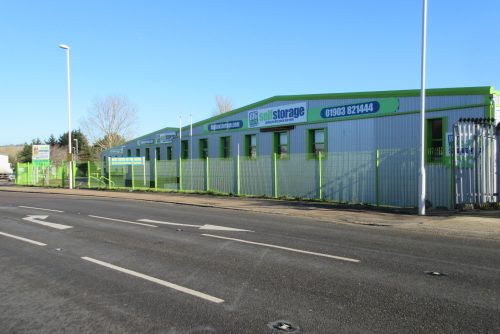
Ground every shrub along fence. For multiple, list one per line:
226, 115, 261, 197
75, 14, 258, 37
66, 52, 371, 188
15, 148, 453, 209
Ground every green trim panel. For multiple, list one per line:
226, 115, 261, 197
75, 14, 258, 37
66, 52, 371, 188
104, 86, 495, 155
189, 86, 494, 130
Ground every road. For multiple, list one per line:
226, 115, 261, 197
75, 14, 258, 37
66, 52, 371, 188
0, 191, 499, 333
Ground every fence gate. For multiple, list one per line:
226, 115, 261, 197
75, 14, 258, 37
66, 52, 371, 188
453, 118, 498, 207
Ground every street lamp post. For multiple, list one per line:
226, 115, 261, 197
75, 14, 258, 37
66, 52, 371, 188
418, 0, 428, 215
59, 44, 73, 190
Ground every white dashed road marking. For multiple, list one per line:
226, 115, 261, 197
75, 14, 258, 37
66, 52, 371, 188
19, 206, 64, 213
81, 256, 224, 304
202, 234, 360, 263
0, 231, 47, 246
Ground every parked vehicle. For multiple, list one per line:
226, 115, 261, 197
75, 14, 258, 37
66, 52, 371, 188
0, 155, 13, 180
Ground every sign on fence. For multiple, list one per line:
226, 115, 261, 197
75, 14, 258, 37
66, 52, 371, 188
32, 145, 50, 161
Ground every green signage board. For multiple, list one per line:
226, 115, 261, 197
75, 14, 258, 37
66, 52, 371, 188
199, 98, 400, 134
308, 98, 400, 122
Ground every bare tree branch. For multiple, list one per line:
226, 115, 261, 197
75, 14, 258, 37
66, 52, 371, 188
214, 95, 233, 115
81, 95, 138, 152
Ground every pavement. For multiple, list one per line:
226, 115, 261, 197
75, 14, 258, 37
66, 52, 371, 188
1, 184, 499, 241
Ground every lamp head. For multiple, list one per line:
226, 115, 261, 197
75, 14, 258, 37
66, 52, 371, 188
59, 44, 70, 50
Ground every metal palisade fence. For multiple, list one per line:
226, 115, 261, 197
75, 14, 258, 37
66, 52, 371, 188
15, 148, 456, 209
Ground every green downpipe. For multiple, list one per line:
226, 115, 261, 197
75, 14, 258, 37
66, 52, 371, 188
131, 160, 135, 190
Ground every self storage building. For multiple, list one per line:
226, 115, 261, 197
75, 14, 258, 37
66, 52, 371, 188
103, 86, 500, 209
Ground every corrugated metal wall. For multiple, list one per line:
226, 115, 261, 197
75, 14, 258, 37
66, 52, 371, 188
101, 93, 489, 208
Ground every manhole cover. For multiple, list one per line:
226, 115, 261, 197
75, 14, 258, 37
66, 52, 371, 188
268, 320, 299, 332
424, 271, 447, 277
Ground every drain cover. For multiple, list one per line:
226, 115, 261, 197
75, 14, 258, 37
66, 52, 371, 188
424, 271, 447, 277
268, 320, 299, 332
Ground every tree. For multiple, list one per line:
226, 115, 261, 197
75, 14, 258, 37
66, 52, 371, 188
17, 143, 32, 163
56, 129, 89, 150
16, 139, 41, 163
81, 95, 138, 151
214, 95, 233, 115
45, 134, 57, 146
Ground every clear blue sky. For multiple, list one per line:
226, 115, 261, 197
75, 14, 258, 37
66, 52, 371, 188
1, 0, 498, 145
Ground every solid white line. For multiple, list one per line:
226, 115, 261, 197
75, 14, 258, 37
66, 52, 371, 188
88, 215, 157, 227
19, 206, 64, 213
0, 231, 47, 246
81, 257, 224, 304
138, 219, 199, 227
201, 234, 360, 263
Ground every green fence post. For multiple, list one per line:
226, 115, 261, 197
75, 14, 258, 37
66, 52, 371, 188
61, 162, 65, 188
449, 158, 453, 209
73, 161, 76, 189
108, 158, 112, 190
154, 157, 158, 191
179, 156, 183, 192
274, 153, 278, 198
376, 149, 380, 206
237, 148, 241, 196
16, 163, 19, 185
318, 152, 323, 200
131, 159, 135, 191
87, 161, 91, 189
206, 157, 210, 192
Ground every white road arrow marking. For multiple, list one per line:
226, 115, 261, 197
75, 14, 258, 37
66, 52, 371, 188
22, 215, 73, 230
138, 219, 253, 232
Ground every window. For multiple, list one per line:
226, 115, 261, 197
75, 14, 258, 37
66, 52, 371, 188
244, 134, 257, 158
166, 146, 173, 160
220, 136, 231, 158
308, 129, 326, 157
127, 149, 131, 157
199, 139, 208, 159
136, 148, 140, 157
274, 132, 289, 158
427, 118, 444, 163
181, 140, 189, 159
145, 148, 150, 161
155, 147, 161, 160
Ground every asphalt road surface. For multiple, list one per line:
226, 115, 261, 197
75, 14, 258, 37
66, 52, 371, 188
0, 191, 499, 333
